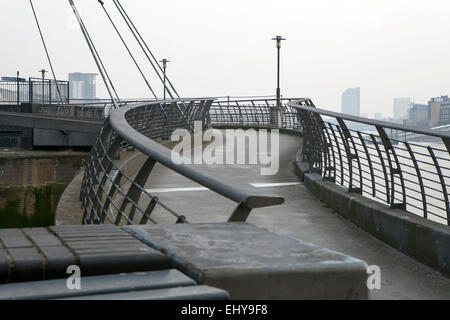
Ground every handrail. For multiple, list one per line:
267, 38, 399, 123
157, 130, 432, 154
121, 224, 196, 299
81, 96, 449, 227
289, 102, 450, 140
80, 98, 285, 225
288, 99, 450, 226
110, 101, 284, 209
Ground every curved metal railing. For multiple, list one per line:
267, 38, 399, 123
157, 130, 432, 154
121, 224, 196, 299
289, 100, 450, 226
208, 97, 308, 130
81, 96, 449, 227
80, 98, 285, 225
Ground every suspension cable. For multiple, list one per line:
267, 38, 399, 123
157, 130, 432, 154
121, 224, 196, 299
114, 0, 182, 99
97, 0, 158, 100
68, 0, 121, 109
111, 0, 173, 99
112, 0, 193, 131
29, 0, 63, 103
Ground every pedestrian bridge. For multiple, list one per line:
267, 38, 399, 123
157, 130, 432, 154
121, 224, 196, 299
0, 97, 449, 299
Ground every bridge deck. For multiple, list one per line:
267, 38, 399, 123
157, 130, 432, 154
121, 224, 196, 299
142, 131, 450, 299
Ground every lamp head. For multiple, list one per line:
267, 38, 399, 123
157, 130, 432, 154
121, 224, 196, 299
159, 59, 170, 69
271, 35, 286, 48
39, 69, 47, 78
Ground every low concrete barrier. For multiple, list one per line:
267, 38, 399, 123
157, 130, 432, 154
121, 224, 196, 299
295, 151, 450, 278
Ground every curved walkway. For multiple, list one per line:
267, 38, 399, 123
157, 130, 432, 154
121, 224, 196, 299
143, 130, 450, 299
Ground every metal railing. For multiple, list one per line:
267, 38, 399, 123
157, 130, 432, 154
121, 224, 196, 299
80, 99, 284, 225
32, 103, 106, 121
289, 100, 450, 226
0, 81, 29, 104
81, 96, 449, 227
0, 78, 69, 105
208, 97, 304, 130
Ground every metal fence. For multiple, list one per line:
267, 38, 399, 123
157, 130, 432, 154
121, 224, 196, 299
0, 78, 69, 104
80, 99, 284, 225
32, 103, 105, 121
289, 100, 450, 226
208, 97, 304, 130
80, 97, 449, 227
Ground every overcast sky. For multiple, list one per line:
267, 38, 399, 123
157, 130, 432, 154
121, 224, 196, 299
1, 0, 450, 117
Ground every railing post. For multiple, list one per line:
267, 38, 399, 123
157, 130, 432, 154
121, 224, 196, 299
336, 118, 362, 194
29, 78, 33, 104
67, 82, 70, 104
313, 114, 334, 182
228, 201, 252, 222
428, 146, 449, 225
357, 132, 375, 196
443, 137, 450, 156
370, 134, 390, 203
297, 109, 319, 173
405, 142, 427, 219
17, 75, 20, 105
375, 125, 406, 210
120, 158, 157, 224
49, 80, 52, 105
328, 123, 344, 185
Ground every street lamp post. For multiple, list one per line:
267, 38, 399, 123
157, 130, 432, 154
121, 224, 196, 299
16, 71, 20, 105
272, 36, 286, 108
39, 69, 47, 104
159, 59, 170, 100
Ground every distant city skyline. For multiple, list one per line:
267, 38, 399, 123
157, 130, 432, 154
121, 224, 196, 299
2, 1, 450, 117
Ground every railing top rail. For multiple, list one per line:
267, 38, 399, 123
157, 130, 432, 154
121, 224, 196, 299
288, 100, 450, 140
213, 97, 302, 104
109, 100, 284, 210
69, 97, 302, 108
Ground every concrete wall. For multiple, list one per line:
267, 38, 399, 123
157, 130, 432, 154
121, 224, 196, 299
0, 104, 33, 149
0, 103, 99, 149
0, 153, 88, 187
0, 153, 89, 228
32, 129, 97, 147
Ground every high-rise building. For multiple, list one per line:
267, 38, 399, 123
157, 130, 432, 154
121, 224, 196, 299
68, 73, 97, 100
341, 87, 360, 116
428, 96, 450, 126
393, 97, 411, 120
408, 103, 429, 127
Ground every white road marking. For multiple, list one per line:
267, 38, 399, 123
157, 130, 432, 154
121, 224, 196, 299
146, 182, 302, 193
249, 182, 302, 188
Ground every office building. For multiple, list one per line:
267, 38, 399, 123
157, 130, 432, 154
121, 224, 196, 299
68, 72, 97, 100
341, 87, 360, 116
408, 103, 429, 127
428, 96, 450, 126
393, 98, 411, 120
